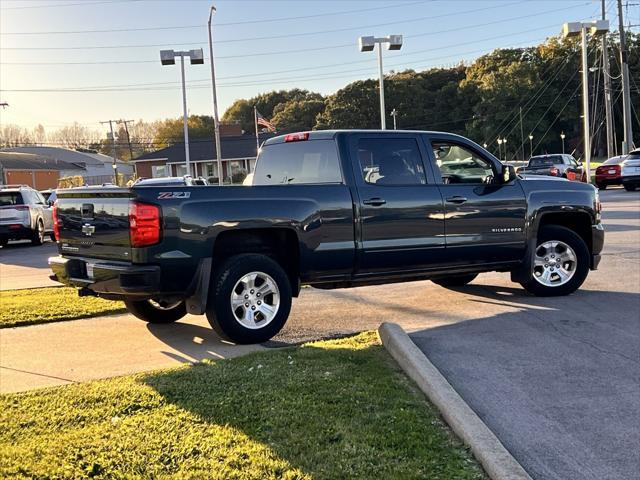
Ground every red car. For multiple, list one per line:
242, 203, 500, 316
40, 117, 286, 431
595, 155, 626, 189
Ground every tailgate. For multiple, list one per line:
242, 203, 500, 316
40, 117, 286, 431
56, 188, 132, 261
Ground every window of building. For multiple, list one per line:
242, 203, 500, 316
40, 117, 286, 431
151, 165, 167, 178
357, 138, 426, 185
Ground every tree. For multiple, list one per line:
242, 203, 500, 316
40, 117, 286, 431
271, 99, 325, 132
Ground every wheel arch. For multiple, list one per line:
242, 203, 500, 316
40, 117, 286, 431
537, 211, 593, 254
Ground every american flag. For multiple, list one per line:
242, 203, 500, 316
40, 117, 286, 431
256, 110, 276, 132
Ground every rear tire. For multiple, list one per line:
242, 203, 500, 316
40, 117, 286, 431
206, 254, 292, 344
432, 273, 478, 288
124, 299, 187, 324
624, 184, 636, 192
0, 237, 7, 248
31, 220, 44, 246
596, 183, 607, 190
519, 225, 589, 296
49, 233, 57, 242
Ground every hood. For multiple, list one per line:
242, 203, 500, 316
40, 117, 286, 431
518, 174, 568, 181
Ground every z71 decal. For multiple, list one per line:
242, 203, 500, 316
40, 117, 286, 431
158, 191, 191, 199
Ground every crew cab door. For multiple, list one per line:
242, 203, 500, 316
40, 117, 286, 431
423, 134, 526, 265
348, 133, 445, 274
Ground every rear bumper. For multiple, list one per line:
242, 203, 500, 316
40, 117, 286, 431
48, 255, 160, 297
595, 175, 622, 186
0, 224, 32, 239
591, 223, 605, 270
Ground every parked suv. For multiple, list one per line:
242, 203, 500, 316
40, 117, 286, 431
0, 185, 54, 247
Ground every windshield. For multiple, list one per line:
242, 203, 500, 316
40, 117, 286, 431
529, 156, 562, 166
0, 192, 24, 206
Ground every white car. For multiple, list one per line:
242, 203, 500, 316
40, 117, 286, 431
621, 149, 640, 192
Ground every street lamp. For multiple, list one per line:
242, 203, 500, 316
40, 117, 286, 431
160, 48, 204, 177
390, 108, 398, 130
502, 138, 508, 161
208, 6, 223, 186
497, 138, 503, 161
562, 19, 609, 182
528, 134, 534, 158
358, 34, 403, 129
560, 131, 566, 154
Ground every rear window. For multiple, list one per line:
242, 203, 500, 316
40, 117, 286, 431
529, 156, 562, 166
603, 156, 626, 165
0, 192, 24, 206
253, 139, 342, 185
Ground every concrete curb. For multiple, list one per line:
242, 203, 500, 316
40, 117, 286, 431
378, 322, 532, 480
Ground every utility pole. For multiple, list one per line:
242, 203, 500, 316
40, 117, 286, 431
118, 119, 135, 162
391, 108, 398, 130
100, 120, 118, 185
208, 5, 223, 186
617, 0, 634, 153
601, 0, 615, 157
519, 107, 525, 161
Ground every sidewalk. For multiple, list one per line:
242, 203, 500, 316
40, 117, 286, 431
0, 313, 264, 393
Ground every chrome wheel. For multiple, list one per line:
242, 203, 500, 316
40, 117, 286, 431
533, 240, 577, 287
230, 271, 280, 329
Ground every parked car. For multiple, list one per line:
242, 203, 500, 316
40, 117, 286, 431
39, 188, 57, 204
595, 155, 627, 189
517, 154, 585, 181
621, 149, 640, 191
49, 130, 604, 344
0, 185, 55, 247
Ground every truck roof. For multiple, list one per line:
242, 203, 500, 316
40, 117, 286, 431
263, 129, 457, 146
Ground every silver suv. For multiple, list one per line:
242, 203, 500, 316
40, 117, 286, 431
0, 185, 54, 247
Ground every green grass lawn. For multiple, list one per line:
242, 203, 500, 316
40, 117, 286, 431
0, 332, 485, 479
0, 287, 126, 328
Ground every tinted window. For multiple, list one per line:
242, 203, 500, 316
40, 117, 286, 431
529, 156, 562, 166
432, 142, 495, 184
357, 138, 425, 185
254, 139, 342, 185
603, 156, 625, 165
0, 192, 23, 206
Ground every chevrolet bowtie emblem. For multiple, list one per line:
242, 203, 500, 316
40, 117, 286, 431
82, 223, 96, 236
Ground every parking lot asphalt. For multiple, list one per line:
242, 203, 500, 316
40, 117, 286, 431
0, 240, 59, 290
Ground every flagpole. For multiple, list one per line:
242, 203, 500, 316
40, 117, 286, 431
254, 106, 260, 157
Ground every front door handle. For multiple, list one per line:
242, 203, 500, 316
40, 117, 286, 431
445, 196, 468, 204
363, 197, 386, 206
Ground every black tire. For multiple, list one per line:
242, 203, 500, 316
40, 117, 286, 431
432, 273, 478, 288
124, 299, 187, 324
49, 232, 57, 242
623, 184, 636, 192
31, 220, 44, 246
519, 225, 590, 297
596, 183, 607, 190
0, 237, 7, 248
206, 254, 292, 344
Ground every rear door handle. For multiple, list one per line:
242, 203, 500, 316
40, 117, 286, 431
445, 196, 468, 204
363, 197, 386, 206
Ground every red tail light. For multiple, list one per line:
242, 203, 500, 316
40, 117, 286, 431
52, 201, 60, 241
549, 167, 559, 176
129, 202, 161, 247
284, 132, 309, 142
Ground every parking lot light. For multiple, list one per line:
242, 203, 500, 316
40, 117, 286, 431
358, 35, 403, 130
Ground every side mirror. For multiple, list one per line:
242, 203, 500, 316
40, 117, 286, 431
500, 164, 516, 183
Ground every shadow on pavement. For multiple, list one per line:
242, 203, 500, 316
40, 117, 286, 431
409, 286, 639, 480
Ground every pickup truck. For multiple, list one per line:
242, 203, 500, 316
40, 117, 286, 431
49, 130, 604, 344
517, 154, 585, 181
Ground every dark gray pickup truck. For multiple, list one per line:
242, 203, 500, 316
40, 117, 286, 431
49, 130, 604, 343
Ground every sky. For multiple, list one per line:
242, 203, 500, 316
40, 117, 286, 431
0, 0, 636, 136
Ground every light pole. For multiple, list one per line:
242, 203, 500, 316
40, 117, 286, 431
208, 6, 223, 186
390, 108, 398, 130
528, 134, 534, 158
358, 35, 403, 130
160, 48, 204, 177
561, 131, 566, 154
562, 20, 609, 182
497, 138, 503, 162
502, 138, 508, 161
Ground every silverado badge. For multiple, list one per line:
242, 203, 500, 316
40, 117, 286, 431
82, 223, 96, 236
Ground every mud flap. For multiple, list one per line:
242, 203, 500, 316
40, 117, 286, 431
185, 257, 212, 315
510, 238, 536, 283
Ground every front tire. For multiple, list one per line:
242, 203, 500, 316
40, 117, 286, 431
519, 225, 589, 296
432, 273, 478, 288
124, 299, 187, 324
624, 184, 636, 192
206, 254, 292, 344
596, 182, 607, 190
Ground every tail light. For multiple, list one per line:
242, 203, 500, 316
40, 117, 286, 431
52, 201, 60, 241
129, 201, 161, 247
549, 167, 559, 176
284, 132, 309, 142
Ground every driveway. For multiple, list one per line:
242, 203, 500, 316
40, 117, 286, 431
0, 240, 59, 290
410, 187, 640, 480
